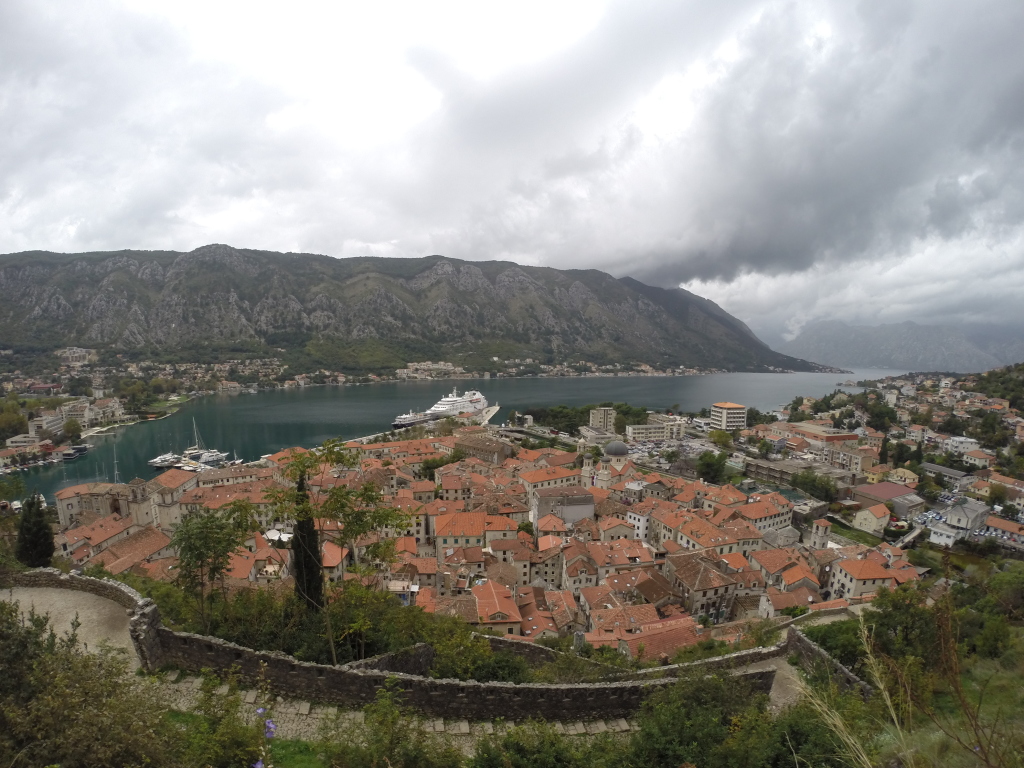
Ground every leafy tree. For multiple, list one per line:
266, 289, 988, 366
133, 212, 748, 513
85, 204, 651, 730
517, 521, 534, 536
938, 414, 967, 436
15, 493, 54, 568
745, 406, 776, 425
468, 651, 532, 684
613, 413, 626, 434
790, 469, 838, 502
709, 429, 733, 450
420, 449, 466, 481
981, 561, 1024, 619
803, 618, 870, 672
628, 671, 764, 768
0, 402, 27, 443
171, 502, 252, 633
911, 407, 934, 426
661, 448, 681, 463
879, 438, 889, 465
523, 402, 648, 436
273, 441, 410, 583
63, 417, 82, 443
757, 438, 772, 458
865, 584, 939, 662
115, 377, 154, 412
696, 450, 728, 484
65, 375, 93, 397
987, 483, 1009, 508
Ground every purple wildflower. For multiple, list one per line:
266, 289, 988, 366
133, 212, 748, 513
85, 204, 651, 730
265, 719, 277, 739
252, 760, 264, 768
256, 707, 266, 715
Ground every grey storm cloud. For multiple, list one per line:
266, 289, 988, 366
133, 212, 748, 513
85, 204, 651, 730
3, 0, 1024, 335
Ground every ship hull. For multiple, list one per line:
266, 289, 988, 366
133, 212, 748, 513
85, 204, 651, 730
392, 414, 436, 430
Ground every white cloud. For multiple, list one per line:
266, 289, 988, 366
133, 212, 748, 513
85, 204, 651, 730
2, 0, 1024, 340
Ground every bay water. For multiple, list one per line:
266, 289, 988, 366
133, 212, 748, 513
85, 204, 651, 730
28, 369, 906, 501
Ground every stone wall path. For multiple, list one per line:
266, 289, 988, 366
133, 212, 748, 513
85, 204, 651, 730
159, 672, 642, 743
3, 584, 806, 742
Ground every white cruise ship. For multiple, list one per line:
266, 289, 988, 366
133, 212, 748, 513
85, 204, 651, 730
393, 388, 488, 430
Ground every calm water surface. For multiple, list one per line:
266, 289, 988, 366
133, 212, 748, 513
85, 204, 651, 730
28, 368, 906, 501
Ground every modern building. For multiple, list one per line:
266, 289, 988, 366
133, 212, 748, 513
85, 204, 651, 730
589, 407, 617, 432
709, 402, 747, 431
625, 423, 668, 441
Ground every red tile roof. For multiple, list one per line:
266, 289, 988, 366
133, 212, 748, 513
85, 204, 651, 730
154, 468, 196, 490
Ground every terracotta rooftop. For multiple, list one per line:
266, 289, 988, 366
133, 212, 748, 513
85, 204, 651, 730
154, 468, 197, 490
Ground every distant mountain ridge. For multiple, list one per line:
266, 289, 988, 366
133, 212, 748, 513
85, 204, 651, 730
0, 244, 826, 373
778, 320, 1024, 373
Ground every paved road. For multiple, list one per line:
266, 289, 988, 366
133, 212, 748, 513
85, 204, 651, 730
1, 585, 138, 667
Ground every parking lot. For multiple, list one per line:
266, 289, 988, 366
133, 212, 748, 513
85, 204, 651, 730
913, 507, 1024, 548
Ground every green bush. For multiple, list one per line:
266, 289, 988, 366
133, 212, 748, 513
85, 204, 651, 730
318, 683, 464, 768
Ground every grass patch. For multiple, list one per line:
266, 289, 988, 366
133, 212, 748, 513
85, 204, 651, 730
908, 542, 994, 574
907, 546, 943, 570
270, 739, 326, 768
166, 711, 325, 767
828, 519, 884, 547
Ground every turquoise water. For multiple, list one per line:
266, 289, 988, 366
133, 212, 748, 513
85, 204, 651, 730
26, 369, 905, 501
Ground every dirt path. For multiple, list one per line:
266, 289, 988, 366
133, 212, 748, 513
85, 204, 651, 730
1, 585, 138, 667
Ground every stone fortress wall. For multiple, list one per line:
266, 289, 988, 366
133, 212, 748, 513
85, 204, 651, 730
2, 569, 867, 719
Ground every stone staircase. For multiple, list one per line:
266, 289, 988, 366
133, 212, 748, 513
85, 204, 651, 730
159, 674, 639, 743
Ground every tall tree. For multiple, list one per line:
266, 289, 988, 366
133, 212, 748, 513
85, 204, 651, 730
15, 494, 54, 568
271, 442, 411, 665
171, 503, 251, 633
291, 473, 324, 611
879, 438, 889, 465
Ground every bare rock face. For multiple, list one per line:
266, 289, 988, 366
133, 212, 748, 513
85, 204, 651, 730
0, 245, 822, 371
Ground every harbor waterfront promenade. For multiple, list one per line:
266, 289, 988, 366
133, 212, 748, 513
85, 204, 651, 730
29, 369, 904, 500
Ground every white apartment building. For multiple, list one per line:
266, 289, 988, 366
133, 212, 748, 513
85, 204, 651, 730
709, 402, 748, 431
589, 407, 617, 432
626, 423, 670, 441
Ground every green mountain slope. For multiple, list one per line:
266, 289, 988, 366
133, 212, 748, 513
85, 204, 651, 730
0, 244, 826, 372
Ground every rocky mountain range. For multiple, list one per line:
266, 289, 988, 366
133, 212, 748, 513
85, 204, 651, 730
0, 244, 826, 373
778, 320, 1024, 373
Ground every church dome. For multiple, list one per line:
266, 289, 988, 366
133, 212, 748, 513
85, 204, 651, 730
603, 440, 629, 457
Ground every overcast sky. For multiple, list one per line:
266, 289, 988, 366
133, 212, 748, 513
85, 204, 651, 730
3, 0, 1024, 343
